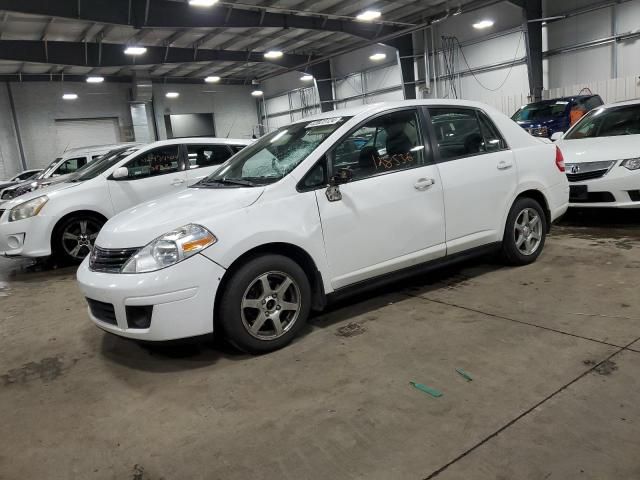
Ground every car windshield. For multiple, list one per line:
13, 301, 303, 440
512, 100, 569, 122
197, 117, 350, 187
39, 158, 63, 179
72, 146, 141, 181
564, 104, 640, 139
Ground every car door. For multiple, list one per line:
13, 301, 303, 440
427, 106, 517, 254
107, 144, 187, 213
184, 144, 234, 184
314, 108, 446, 290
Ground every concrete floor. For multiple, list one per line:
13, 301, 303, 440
1, 209, 639, 480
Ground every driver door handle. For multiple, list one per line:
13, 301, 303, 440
497, 160, 513, 170
171, 178, 186, 186
414, 178, 435, 191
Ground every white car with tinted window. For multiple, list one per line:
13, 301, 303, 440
77, 100, 569, 353
0, 138, 250, 263
552, 99, 640, 207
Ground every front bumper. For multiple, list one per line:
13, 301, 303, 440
568, 165, 640, 208
77, 252, 226, 341
0, 213, 54, 257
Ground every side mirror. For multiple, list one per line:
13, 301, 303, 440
112, 167, 129, 179
330, 168, 353, 186
550, 131, 564, 141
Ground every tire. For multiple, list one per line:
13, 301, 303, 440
501, 197, 547, 266
52, 213, 105, 264
219, 254, 311, 354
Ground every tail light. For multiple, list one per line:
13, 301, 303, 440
555, 146, 565, 172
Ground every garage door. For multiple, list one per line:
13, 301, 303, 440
55, 118, 120, 155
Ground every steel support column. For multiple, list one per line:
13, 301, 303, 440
388, 35, 417, 100
523, 0, 543, 101
310, 60, 334, 112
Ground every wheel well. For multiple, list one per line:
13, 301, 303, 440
51, 210, 108, 249
516, 190, 551, 230
214, 243, 326, 331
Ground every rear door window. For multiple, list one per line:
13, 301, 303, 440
123, 146, 181, 179
429, 108, 486, 160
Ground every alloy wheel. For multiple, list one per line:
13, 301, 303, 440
514, 208, 543, 256
240, 271, 302, 341
61, 219, 101, 260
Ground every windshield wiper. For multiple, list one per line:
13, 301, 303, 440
201, 178, 256, 187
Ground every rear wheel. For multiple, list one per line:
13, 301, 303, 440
501, 197, 546, 266
53, 214, 104, 264
219, 254, 311, 354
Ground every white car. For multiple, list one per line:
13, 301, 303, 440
77, 100, 569, 353
0, 137, 251, 263
0, 169, 43, 191
0, 144, 135, 200
554, 99, 640, 207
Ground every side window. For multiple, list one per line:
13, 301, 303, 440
56, 157, 87, 175
124, 146, 180, 179
428, 108, 486, 160
186, 144, 232, 169
230, 145, 246, 154
300, 159, 327, 190
478, 112, 508, 152
331, 109, 428, 181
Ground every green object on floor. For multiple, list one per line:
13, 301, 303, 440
409, 381, 443, 398
456, 368, 473, 381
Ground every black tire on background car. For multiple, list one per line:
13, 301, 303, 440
219, 254, 311, 354
501, 197, 547, 266
52, 213, 105, 264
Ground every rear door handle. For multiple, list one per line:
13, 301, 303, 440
414, 178, 435, 191
171, 178, 186, 186
497, 160, 513, 170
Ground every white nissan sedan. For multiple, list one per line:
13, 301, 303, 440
554, 99, 640, 207
78, 100, 569, 353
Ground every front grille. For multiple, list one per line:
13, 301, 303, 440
89, 246, 139, 273
87, 298, 117, 325
571, 192, 616, 203
566, 170, 610, 182
565, 160, 615, 182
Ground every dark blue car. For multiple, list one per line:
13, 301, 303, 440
512, 95, 603, 139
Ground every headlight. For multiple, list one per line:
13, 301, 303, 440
9, 196, 48, 222
621, 158, 640, 170
121, 224, 217, 273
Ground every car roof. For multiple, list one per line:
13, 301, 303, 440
60, 142, 141, 157
600, 98, 640, 109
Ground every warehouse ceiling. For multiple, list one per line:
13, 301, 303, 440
0, 0, 488, 84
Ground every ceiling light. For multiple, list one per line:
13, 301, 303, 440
165, 92, 180, 98
356, 10, 381, 21
369, 52, 387, 61
251, 90, 264, 97
86, 76, 104, 83
264, 50, 283, 59
189, 0, 219, 5
473, 19, 494, 29
62, 93, 78, 100
124, 46, 147, 55
300, 74, 314, 82
205, 76, 221, 83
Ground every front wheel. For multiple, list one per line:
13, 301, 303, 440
53, 214, 104, 264
219, 254, 311, 354
501, 197, 546, 266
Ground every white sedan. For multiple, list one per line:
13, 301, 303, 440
554, 99, 640, 207
77, 100, 569, 353
0, 138, 250, 263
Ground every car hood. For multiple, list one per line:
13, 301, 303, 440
557, 135, 640, 163
97, 186, 265, 249
0, 181, 82, 208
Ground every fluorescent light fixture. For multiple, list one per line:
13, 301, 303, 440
251, 90, 264, 97
189, 0, 219, 5
369, 52, 387, 61
264, 50, 283, 59
62, 93, 78, 100
472, 19, 494, 29
124, 46, 147, 55
300, 74, 314, 81
356, 10, 381, 21
205, 75, 221, 83
165, 92, 180, 98
86, 76, 104, 83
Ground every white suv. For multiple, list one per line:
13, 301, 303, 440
77, 101, 569, 353
0, 138, 250, 263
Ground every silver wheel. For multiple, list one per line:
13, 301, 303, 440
61, 218, 101, 261
514, 208, 543, 256
240, 271, 302, 341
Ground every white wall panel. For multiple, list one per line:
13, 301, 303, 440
547, 45, 612, 88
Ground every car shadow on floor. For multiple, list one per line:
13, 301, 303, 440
558, 208, 640, 233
